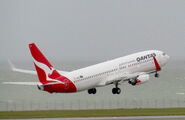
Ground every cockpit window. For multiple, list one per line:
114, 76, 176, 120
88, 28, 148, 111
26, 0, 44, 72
162, 52, 166, 56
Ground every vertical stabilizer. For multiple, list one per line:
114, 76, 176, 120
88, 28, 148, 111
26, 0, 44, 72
29, 43, 55, 83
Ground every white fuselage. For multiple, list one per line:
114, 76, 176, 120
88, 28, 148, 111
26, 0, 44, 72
4, 43, 170, 94
65, 50, 169, 91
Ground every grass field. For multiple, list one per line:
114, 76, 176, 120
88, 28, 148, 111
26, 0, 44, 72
0, 108, 185, 119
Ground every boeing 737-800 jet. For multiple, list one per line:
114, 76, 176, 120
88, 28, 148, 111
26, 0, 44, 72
4, 43, 170, 94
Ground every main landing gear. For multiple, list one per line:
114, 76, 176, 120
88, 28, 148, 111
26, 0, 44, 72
155, 72, 159, 78
112, 82, 121, 94
88, 88, 96, 94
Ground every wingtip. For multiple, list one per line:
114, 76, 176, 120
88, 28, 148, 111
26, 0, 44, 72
8, 59, 15, 70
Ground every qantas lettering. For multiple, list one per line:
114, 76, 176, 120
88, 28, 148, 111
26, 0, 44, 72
136, 53, 156, 62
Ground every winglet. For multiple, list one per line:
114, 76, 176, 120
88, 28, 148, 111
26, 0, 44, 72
8, 59, 16, 71
153, 57, 161, 71
8, 59, 36, 74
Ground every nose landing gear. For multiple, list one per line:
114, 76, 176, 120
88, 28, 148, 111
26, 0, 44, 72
155, 72, 159, 78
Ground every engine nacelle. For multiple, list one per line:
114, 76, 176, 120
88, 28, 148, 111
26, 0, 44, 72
129, 74, 149, 85
136, 74, 149, 85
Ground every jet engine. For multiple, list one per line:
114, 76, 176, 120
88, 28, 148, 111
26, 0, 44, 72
128, 74, 149, 86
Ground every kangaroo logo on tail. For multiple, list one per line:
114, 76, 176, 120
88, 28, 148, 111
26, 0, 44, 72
29, 43, 63, 84
28, 43, 77, 93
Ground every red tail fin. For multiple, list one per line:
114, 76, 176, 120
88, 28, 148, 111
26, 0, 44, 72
29, 43, 55, 83
29, 43, 52, 69
29, 43, 77, 93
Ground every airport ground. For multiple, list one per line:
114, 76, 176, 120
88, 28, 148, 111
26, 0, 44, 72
0, 108, 185, 119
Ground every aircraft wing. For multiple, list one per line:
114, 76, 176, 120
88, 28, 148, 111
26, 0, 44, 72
98, 72, 147, 86
8, 60, 37, 75
8, 60, 69, 75
122, 72, 144, 81
2, 82, 42, 85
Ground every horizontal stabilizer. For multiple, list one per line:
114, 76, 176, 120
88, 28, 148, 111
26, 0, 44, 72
2, 82, 42, 85
2, 81, 64, 86
43, 81, 65, 86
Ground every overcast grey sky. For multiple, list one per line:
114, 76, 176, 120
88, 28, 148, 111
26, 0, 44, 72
0, 0, 185, 62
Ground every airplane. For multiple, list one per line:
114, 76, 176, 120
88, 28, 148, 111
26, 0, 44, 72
3, 43, 170, 94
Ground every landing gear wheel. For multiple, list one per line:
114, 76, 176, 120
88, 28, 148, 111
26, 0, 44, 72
88, 88, 96, 94
88, 89, 92, 94
117, 88, 121, 94
112, 82, 122, 94
92, 88, 96, 94
112, 88, 121, 94
155, 73, 159, 78
112, 88, 117, 94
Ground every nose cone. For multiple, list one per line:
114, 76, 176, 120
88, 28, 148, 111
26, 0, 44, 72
166, 54, 170, 61
159, 52, 170, 67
